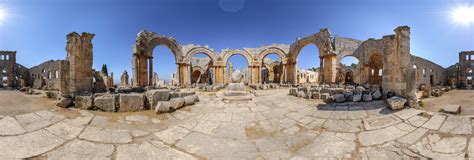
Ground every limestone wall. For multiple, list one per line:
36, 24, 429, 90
29, 60, 65, 90
413, 56, 446, 88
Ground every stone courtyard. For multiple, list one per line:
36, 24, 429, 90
1, 88, 474, 159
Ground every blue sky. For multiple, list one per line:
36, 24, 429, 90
0, 0, 473, 82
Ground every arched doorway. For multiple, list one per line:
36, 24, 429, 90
339, 56, 359, 84
368, 53, 383, 85
152, 46, 177, 86
295, 44, 320, 84
260, 53, 283, 84
190, 53, 214, 85
467, 69, 473, 87
226, 54, 249, 84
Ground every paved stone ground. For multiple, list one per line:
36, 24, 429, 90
1, 89, 474, 159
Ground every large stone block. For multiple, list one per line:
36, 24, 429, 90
146, 89, 170, 108
94, 94, 116, 112
169, 98, 185, 110
386, 96, 407, 110
119, 94, 145, 112
333, 94, 345, 103
155, 101, 171, 113
372, 90, 382, 100
183, 95, 195, 106
56, 97, 73, 108
363, 94, 372, 102
352, 93, 362, 102
289, 88, 298, 96
75, 95, 93, 109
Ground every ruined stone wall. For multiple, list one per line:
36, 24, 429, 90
29, 60, 65, 90
0, 51, 17, 87
413, 56, 446, 88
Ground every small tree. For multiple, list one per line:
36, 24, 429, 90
101, 64, 108, 76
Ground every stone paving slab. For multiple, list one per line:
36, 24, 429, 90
116, 142, 195, 160
0, 129, 65, 159
15, 113, 52, 132
358, 123, 414, 146
47, 139, 114, 160
79, 126, 132, 144
0, 116, 26, 136
409, 134, 466, 159
422, 114, 446, 130
439, 115, 472, 135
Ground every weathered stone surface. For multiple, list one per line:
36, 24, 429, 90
396, 127, 428, 144
119, 94, 144, 112
442, 104, 461, 114
362, 94, 372, 102
79, 126, 132, 144
358, 123, 415, 146
94, 94, 116, 112
372, 90, 382, 100
393, 108, 422, 120
409, 134, 466, 159
45, 121, 84, 140
74, 95, 93, 109
333, 94, 345, 103
289, 88, 297, 96
47, 139, 114, 160
155, 101, 171, 113
439, 115, 472, 135
0, 129, 65, 159
422, 114, 446, 130
169, 97, 185, 110
175, 132, 257, 159
125, 115, 150, 124
15, 113, 51, 132
363, 115, 401, 130
323, 119, 362, 132
146, 89, 170, 107
0, 116, 26, 136
183, 95, 195, 106
154, 126, 191, 144
298, 132, 356, 159
386, 96, 407, 110
352, 93, 362, 102
56, 97, 73, 108
116, 142, 195, 160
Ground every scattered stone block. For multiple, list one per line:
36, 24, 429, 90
333, 94, 345, 103
352, 94, 362, 102
312, 92, 320, 99
119, 94, 145, 112
363, 94, 372, 102
170, 98, 185, 110
442, 104, 461, 115
75, 95, 93, 110
183, 95, 195, 106
372, 90, 382, 100
56, 97, 73, 108
386, 96, 407, 110
289, 88, 298, 96
320, 93, 330, 100
155, 101, 171, 113
146, 89, 170, 108
94, 94, 116, 112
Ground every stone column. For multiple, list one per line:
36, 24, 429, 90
138, 55, 148, 87
176, 64, 180, 86
282, 63, 286, 84
148, 57, 153, 86
132, 53, 139, 87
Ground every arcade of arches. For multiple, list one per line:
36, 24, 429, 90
131, 27, 420, 102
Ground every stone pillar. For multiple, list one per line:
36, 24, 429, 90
66, 32, 94, 96
131, 53, 139, 87
138, 55, 148, 87
282, 63, 286, 84
214, 66, 224, 84
176, 64, 180, 86
382, 26, 416, 106
148, 57, 153, 86
322, 54, 337, 84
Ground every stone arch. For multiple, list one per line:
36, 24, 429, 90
257, 47, 287, 64
287, 29, 334, 84
338, 55, 360, 84
221, 49, 255, 66
184, 47, 217, 64
132, 30, 186, 87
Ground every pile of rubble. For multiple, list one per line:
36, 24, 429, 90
196, 84, 226, 92
248, 83, 282, 90
421, 85, 453, 98
48, 88, 199, 113
289, 84, 388, 102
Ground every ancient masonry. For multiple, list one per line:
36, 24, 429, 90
1, 25, 471, 108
